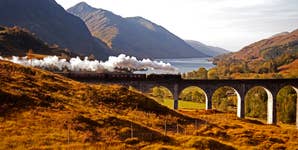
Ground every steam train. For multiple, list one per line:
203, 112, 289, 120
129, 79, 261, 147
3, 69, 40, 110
56, 72, 182, 80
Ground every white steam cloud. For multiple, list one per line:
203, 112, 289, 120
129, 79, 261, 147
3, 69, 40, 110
0, 54, 178, 73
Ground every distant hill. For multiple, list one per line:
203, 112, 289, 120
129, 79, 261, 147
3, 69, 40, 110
185, 40, 229, 57
270, 32, 290, 38
213, 29, 298, 78
0, 0, 112, 59
0, 26, 69, 57
68, 2, 207, 59
219, 29, 298, 61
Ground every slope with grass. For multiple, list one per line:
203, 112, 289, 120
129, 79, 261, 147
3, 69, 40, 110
151, 98, 205, 110
0, 60, 297, 149
0, 60, 227, 149
278, 59, 298, 78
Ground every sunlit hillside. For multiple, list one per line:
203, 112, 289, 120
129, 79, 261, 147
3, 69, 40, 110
211, 29, 298, 79
0, 60, 298, 149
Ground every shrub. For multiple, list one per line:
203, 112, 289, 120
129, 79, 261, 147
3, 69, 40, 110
185, 136, 235, 150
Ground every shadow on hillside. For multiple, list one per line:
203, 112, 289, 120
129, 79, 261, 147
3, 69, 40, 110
71, 115, 174, 143
0, 90, 51, 117
95, 86, 208, 125
242, 119, 265, 125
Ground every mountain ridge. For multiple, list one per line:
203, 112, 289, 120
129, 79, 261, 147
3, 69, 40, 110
0, 0, 112, 59
185, 40, 229, 57
230, 29, 298, 60
68, 2, 208, 59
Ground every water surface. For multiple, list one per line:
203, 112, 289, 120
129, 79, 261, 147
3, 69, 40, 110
136, 57, 214, 74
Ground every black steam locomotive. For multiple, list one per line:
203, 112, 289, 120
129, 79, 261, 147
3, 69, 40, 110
57, 72, 182, 80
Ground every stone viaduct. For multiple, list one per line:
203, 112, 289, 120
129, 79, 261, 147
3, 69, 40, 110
58, 73, 298, 128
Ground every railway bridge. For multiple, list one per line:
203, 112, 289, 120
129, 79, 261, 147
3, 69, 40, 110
58, 72, 298, 127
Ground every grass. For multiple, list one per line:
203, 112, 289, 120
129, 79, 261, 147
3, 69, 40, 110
155, 98, 206, 110
0, 60, 298, 149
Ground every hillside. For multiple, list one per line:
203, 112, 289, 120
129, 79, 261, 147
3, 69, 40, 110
212, 29, 298, 79
0, 60, 219, 149
1, 60, 298, 149
226, 29, 298, 60
278, 59, 298, 78
0, 0, 112, 59
0, 26, 69, 57
67, 2, 207, 59
185, 40, 229, 57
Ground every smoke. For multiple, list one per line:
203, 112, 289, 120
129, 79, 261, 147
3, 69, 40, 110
0, 54, 178, 73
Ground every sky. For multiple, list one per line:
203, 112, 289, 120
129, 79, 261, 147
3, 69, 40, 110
55, 0, 298, 51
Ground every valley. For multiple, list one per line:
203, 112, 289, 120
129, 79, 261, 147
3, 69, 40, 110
0, 0, 298, 149
0, 60, 298, 149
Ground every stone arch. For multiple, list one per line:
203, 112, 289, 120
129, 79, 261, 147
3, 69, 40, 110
178, 86, 207, 110
144, 85, 175, 109
294, 86, 298, 128
276, 85, 298, 128
245, 86, 275, 124
116, 81, 144, 92
211, 86, 242, 117
142, 84, 175, 95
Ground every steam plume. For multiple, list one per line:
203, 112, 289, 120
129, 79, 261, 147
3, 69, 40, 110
0, 54, 178, 73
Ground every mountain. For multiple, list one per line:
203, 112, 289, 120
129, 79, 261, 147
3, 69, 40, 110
185, 40, 229, 57
224, 29, 298, 61
212, 29, 298, 78
0, 0, 112, 59
68, 2, 208, 59
0, 26, 69, 57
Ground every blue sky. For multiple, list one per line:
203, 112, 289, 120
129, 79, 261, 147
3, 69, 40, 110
56, 0, 298, 51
